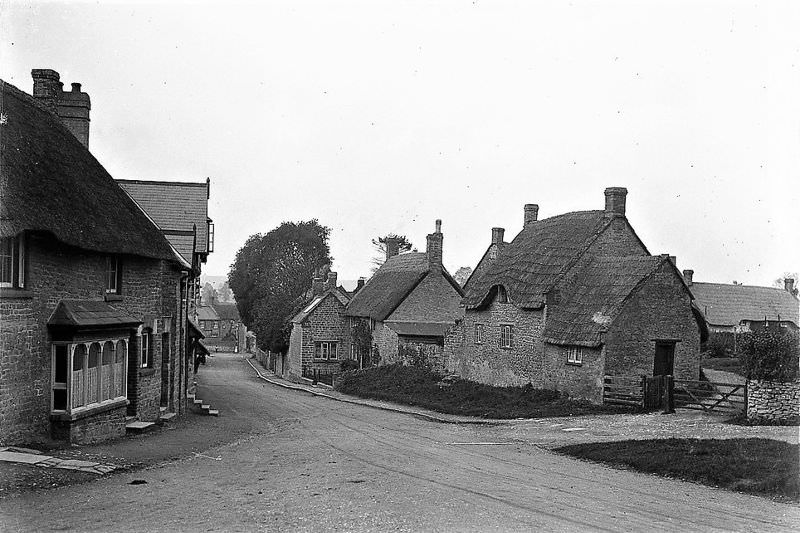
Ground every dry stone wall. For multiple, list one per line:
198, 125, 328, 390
746, 379, 800, 422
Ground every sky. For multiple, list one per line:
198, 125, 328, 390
1, 1, 798, 288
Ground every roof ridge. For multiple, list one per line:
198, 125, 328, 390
693, 281, 791, 292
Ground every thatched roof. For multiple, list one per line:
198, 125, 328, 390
543, 256, 667, 347
0, 79, 177, 261
463, 211, 610, 309
345, 253, 429, 320
691, 282, 799, 327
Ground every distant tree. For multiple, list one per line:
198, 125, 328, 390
228, 220, 332, 353
773, 272, 799, 290
453, 266, 473, 287
371, 234, 413, 273
201, 283, 218, 305
218, 281, 233, 303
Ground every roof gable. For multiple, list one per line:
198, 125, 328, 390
0, 80, 177, 261
345, 253, 429, 320
292, 288, 350, 324
691, 282, 799, 326
386, 269, 464, 325
463, 211, 610, 309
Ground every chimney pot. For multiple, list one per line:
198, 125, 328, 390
326, 271, 338, 289
683, 269, 694, 286
32, 69, 91, 148
785, 278, 795, 294
524, 204, 539, 227
71, 82, 81, 92
356, 277, 366, 292
491, 227, 505, 245
604, 187, 628, 217
435, 219, 442, 233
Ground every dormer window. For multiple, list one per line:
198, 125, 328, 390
0, 234, 26, 289
497, 286, 508, 304
105, 256, 121, 294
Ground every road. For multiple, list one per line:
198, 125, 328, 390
2, 353, 797, 532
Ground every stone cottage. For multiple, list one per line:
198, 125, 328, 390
287, 272, 351, 378
0, 71, 194, 445
345, 221, 465, 370
454, 187, 706, 402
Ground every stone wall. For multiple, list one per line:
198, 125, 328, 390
291, 293, 350, 377
541, 343, 605, 402
747, 379, 800, 422
0, 233, 183, 445
374, 322, 399, 365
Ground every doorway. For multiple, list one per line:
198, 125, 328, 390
653, 341, 676, 376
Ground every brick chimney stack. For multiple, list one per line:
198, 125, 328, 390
385, 237, 400, 261
491, 227, 505, 245
426, 219, 443, 271
326, 271, 338, 290
311, 277, 324, 297
355, 277, 366, 293
524, 204, 539, 227
604, 187, 627, 218
785, 278, 795, 294
31, 69, 91, 148
683, 269, 694, 286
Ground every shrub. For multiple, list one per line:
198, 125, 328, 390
339, 359, 359, 372
739, 329, 799, 382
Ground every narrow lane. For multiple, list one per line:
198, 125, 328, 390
2, 353, 797, 532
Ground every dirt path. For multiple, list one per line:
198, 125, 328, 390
2, 353, 797, 532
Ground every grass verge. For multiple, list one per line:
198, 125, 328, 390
334, 364, 633, 419
701, 357, 742, 375
556, 438, 799, 501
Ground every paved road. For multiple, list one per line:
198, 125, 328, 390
2, 354, 797, 532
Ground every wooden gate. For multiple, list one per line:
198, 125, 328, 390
673, 379, 746, 415
603, 375, 644, 407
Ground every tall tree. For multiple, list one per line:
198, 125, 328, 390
371, 234, 413, 273
218, 281, 233, 303
228, 220, 331, 352
201, 282, 218, 305
773, 272, 799, 289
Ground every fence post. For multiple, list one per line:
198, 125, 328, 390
662, 375, 675, 414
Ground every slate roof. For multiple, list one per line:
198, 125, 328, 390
345, 253, 430, 320
116, 179, 211, 262
0, 80, 177, 261
48, 300, 141, 328
543, 256, 667, 347
463, 211, 611, 309
213, 302, 241, 321
292, 288, 350, 324
196, 306, 219, 321
691, 282, 800, 327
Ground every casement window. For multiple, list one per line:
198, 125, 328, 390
474, 323, 484, 344
0, 234, 26, 289
211, 321, 219, 338
141, 329, 153, 368
497, 286, 508, 304
207, 221, 215, 253
315, 341, 338, 361
567, 346, 583, 365
500, 324, 514, 349
105, 256, 121, 294
51, 339, 128, 414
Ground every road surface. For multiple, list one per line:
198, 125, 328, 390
2, 353, 797, 532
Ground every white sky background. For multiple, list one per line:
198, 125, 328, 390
1, 1, 798, 287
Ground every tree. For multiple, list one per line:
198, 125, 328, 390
453, 266, 473, 287
740, 329, 799, 382
218, 281, 233, 303
228, 220, 332, 353
371, 234, 413, 273
201, 283, 217, 305
773, 272, 799, 290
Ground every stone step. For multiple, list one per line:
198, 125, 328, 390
159, 406, 167, 413
201, 404, 210, 410
125, 421, 155, 433
159, 412, 176, 422
207, 409, 219, 416
194, 399, 203, 406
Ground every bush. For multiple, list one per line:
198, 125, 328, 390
339, 359, 359, 372
739, 330, 799, 382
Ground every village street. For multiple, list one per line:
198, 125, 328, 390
2, 353, 798, 532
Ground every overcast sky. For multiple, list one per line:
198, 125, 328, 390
2, 1, 798, 287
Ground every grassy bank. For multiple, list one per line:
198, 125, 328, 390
701, 356, 742, 375
556, 438, 799, 501
334, 364, 633, 419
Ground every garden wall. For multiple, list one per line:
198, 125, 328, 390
746, 379, 800, 422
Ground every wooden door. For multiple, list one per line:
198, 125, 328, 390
653, 342, 675, 376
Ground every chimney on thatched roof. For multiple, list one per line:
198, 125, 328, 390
385, 237, 400, 261
604, 187, 627, 218
32, 68, 91, 148
683, 269, 694, 286
524, 204, 539, 227
785, 278, 796, 295
426, 219, 443, 271
491, 227, 505, 245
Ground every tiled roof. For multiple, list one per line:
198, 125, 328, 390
48, 300, 141, 328
213, 302, 241, 321
691, 282, 799, 327
345, 253, 429, 321
463, 211, 609, 309
196, 306, 219, 321
543, 256, 666, 347
116, 179, 210, 261
292, 288, 350, 324
0, 80, 177, 261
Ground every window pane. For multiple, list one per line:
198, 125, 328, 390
73, 345, 86, 371
88, 343, 100, 368
53, 389, 67, 410
102, 341, 114, 365
0, 237, 12, 284
54, 345, 68, 383
116, 340, 126, 363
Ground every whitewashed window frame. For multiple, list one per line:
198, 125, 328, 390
567, 346, 583, 365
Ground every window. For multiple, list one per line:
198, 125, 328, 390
0, 234, 25, 288
500, 325, 513, 349
52, 339, 127, 414
567, 346, 583, 365
207, 221, 215, 253
141, 329, 152, 368
105, 256, 121, 294
211, 321, 219, 338
315, 341, 338, 361
497, 286, 508, 304
474, 324, 484, 344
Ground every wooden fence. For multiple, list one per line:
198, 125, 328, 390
604, 374, 744, 415
302, 367, 336, 387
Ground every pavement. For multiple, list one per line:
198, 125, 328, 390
1, 353, 798, 532
0, 448, 117, 475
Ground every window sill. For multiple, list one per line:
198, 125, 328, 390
566, 361, 583, 367
139, 367, 156, 377
0, 288, 33, 299
51, 397, 128, 421
104, 293, 123, 302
